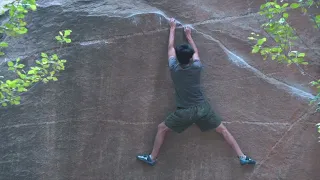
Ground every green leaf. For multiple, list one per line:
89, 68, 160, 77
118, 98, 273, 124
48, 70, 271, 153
41, 53, 48, 58
279, 18, 285, 24
248, 37, 255, 40
52, 54, 59, 60
18, 87, 26, 92
28, 70, 35, 75
19, 74, 27, 79
252, 46, 260, 53
52, 77, 58, 81
42, 58, 48, 64
0, 52, 4, 56
64, 30, 72, 37
290, 3, 300, 9
282, 3, 289, 8
310, 81, 318, 86
257, 38, 267, 45
17, 64, 25, 68
301, 62, 308, 65
43, 78, 48, 83
283, 13, 289, 18
0, 42, 8, 47
59, 31, 63, 36
17, 6, 25, 12
1, 102, 7, 107
7, 61, 14, 67
260, 4, 266, 10
316, 15, 320, 23
55, 36, 62, 41
65, 39, 72, 43
17, 27, 28, 34
30, 5, 37, 11
288, 51, 296, 57
16, 13, 25, 19
298, 53, 305, 57
23, 82, 30, 87
9, 6, 15, 17
19, 21, 27, 27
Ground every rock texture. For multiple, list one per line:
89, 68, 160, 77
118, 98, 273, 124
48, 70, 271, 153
0, 0, 319, 180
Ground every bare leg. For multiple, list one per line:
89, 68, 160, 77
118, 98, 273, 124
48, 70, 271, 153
215, 123, 245, 157
150, 122, 170, 160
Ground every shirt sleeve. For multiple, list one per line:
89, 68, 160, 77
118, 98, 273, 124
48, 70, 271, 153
168, 56, 178, 69
192, 59, 203, 68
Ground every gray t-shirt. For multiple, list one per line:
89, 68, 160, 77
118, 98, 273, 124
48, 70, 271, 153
168, 56, 205, 108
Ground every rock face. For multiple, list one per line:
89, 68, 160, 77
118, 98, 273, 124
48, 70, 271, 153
0, 0, 319, 180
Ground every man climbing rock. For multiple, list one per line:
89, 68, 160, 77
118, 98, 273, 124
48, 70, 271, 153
136, 18, 256, 166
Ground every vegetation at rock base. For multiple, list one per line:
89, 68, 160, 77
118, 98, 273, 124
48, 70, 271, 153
0, 0, 71, 107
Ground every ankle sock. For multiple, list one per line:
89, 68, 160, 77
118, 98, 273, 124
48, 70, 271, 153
239, 155, 246, 160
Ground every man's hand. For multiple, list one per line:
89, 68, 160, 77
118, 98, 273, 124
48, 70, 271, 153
169, 18, 176, 29
184, 26, 200, 60
184, 26, 192, 38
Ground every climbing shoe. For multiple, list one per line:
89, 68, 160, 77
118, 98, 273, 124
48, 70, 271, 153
136, 154, 156, 166
239, 155, 256, 165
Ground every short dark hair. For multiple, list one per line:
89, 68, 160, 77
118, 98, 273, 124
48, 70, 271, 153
175, 44, 194, 65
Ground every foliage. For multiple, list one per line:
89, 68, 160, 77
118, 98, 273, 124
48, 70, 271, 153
310, 79, 320, 111
248, 0, 320, 112
0, 31, 70, 107
317, 123, 320, 141
55, 30, 73, 44
0, 1, 71, 107
0, 0, 37, 56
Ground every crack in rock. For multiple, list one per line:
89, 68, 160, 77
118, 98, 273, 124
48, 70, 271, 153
248, 107, 314, 180
0, 119, 293, 130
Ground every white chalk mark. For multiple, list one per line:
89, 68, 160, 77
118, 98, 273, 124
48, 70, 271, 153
36, 2, 62, 8
193, 29, 315, 100
0, 160, 20, 164
0, 119, 300, 130
223, 121, 290, 126
79, 40, 108, 46
122, 11, 315, 100
0, 119, 156, 130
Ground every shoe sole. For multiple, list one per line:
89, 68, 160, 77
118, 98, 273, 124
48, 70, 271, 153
240, 162, 256, 165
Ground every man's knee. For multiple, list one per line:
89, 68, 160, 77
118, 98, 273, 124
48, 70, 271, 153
158, 122, 170, 133
215, 124, 229, 135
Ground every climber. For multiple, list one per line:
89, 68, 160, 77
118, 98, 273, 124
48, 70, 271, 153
136, 18, 256, 166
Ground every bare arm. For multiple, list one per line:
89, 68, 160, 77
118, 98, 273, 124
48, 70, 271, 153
185, 27, 200, 60
168, 18, 176, 58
